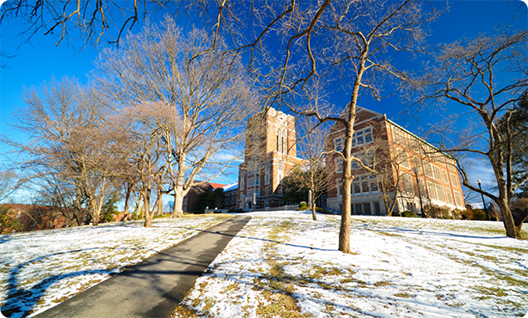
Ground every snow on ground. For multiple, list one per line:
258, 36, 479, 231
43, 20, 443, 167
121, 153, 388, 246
0, 215, 233, 318
174, 211, 528, 318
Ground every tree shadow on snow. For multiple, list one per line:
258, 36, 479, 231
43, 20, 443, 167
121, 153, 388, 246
0, 246, 154, 318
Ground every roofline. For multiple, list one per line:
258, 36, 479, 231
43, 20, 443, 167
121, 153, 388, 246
386, 118, 455, 160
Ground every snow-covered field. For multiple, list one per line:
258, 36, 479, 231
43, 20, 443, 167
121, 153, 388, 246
1, 211, 527, 318
173, 211, 528, 318
0, 214, 233, 317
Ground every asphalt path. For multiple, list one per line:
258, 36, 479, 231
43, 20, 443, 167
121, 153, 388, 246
35, 215, 251, 318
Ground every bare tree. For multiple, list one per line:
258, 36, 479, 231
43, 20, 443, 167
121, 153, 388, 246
188, 0, 440, 253
292, 115, 335, 221
0, 169, 20, 203
94, 18, 257, 220
4, 77, 120, 226
0, 0, 173, 48
410, 29, 528, 239
218, 0, 440, 253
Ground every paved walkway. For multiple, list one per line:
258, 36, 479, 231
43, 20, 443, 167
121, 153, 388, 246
35, 215, 251, 318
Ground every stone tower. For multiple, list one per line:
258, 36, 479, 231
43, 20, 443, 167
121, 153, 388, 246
238, 107, 305, 209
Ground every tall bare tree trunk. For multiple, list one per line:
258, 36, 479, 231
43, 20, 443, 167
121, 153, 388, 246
340, 121, 355, 254
156, 190, 163, 216
339, 64, 362, 253
311, 204, 317, 221
171, 167, 186, 218
142, 190, 153, 227
123, 184, 132, 221
497, 199, 520, 239
171, 187, 185, 218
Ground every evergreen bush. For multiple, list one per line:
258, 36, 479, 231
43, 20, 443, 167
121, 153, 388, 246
471, 209, 487, 220
401, 210, 415, 218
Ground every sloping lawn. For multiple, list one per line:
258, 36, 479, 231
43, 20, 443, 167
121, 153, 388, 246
0, 214, 233, 317
172, 211, 528, 318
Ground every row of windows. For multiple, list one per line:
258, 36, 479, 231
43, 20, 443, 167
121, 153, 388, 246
276, 128, 288, 154
336, 174, 379, 196
333, 127, 374, 152
415, 157, 459, 188
334, 150, 375, 174
353, 202, 382, 215
426, 181, 462, 206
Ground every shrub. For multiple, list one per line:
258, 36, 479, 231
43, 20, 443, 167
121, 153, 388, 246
471, 209, 487, 220
0, 205, 22, 234
400, 210, 415, 218
299, 202, 307, 209
451, 209, 465, 220
424, 204, 454, 219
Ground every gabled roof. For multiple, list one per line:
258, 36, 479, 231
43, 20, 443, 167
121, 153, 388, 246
338, 105, 384, 120
222, 183, 238, 192
209, 182, 227, 190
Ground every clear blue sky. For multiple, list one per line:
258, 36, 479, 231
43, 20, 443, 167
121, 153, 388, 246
0, 0, 527, 199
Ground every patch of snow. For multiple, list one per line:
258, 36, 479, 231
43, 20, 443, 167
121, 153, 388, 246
0, 216, 229, 317
178, 211, 528, 318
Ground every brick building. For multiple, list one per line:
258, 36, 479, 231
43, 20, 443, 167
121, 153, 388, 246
222, 183, 238, 210
238, 107, 306, 209
326, 107, 465, 216
182, 182, 226, 213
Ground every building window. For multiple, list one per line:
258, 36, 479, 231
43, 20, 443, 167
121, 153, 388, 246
374, 202, 381, 215
413, 157, 421, 172
432, 165, 441, 181
361, 176, 369, 192
393, 127, 408, 146
352, 154, 360, 170
370, 175, 379, 192
265, 160, 270, 185
352, 127, 373, 147
446, 190, 453, 204
335, 157, 343, 173
427, 181, 438, 200
397, 149, 410, 168
442, 170, 449, 183
334, 136, 344, 152
364, 127, 373, 143
424, 162, 433, 178
409, 137, 421, 153
401, 173, 414, 195
450, 173, 458, 187
418, 179, 426, 199
453, 190, 462, 206
276, 128, 281, 152
336, 178, 343, 197
353, 178, 361, 194
436, 184, 446, 202
248, 177, 255, 187
354, 203, 362, 214
363, 202, 372, 215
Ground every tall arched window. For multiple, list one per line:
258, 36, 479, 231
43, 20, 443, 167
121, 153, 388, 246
281, 129, 287, 154
276, 128, 280, 152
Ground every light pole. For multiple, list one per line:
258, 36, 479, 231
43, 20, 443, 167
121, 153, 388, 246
476, 179, 489, 221
414, 168, 425, 218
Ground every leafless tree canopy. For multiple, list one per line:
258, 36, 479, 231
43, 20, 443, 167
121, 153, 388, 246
0, 169, 20, 203
410, 28, 528, 239
0, 0, 175, 47
94, 17, 258, 225
6, 77, 121, 226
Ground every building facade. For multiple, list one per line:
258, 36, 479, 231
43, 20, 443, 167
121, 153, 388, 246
182, 182, 226, 213
238, 107, 306, 209
326, 107, 465, 216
